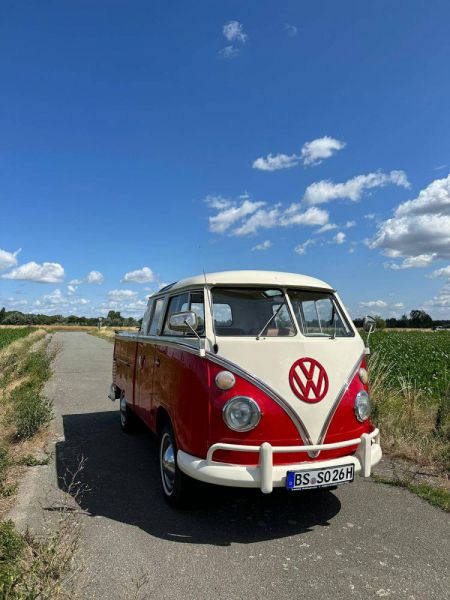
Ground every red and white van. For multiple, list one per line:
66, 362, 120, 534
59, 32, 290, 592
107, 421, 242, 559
110, 270, 381, 506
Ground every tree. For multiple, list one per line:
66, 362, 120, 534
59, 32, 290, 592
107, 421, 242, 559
0, 307, 5, 324
106, 311, 123, 326
409, 310, 433, 329
374, 315, 386, 330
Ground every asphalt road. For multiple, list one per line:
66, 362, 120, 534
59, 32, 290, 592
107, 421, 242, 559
39, 333, 450, 598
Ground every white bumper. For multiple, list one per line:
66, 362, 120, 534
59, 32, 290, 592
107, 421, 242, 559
177, 429, 381, 494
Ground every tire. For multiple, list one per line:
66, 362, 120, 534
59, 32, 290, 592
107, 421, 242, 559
119, 396, 137, 433
159, 421, 193, 508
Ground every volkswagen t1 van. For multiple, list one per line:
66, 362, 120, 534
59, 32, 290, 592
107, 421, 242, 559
110, 270, 381, 506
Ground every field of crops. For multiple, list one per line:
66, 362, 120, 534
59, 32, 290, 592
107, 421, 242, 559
0, 327, 33, 350
367, 330, 450, 399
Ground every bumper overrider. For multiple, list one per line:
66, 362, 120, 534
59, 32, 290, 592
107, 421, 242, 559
177, 428, 381, 493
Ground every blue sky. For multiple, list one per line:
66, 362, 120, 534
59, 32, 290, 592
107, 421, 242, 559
1, 0, 450, 319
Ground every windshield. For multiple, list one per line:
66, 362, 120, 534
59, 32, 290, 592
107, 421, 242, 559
288, 290, 353, 337
212, 288, 295, 337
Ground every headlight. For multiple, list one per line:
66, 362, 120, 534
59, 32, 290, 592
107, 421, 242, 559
355, 390, 371, 422
215, 370, 236, 390
223, 396, 261, 432
359, 367, 368, 385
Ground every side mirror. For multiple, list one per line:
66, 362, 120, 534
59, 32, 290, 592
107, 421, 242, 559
363, 315, 376, 355
168, 310, 198, 333
363, 315, 376, 333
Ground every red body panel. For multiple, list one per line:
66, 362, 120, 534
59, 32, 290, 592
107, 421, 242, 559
113, 339, 372, 467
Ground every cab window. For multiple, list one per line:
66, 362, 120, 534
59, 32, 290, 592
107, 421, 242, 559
162, 291, 205, 336
141, 300, 153, 335
211, 288, 295, 336
148, 298, 165, 336
288, 290, 353, 337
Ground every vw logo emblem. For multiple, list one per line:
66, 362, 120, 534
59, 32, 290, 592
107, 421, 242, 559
289, 358, 329, 403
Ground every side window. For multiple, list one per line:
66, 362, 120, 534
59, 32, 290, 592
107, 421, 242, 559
189, 291, 205, 334
148, 298, 164, 336
140, 300, 153, 335
162, 293, 190, 336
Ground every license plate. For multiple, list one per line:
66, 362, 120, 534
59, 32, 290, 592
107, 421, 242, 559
286, 464, 354, 490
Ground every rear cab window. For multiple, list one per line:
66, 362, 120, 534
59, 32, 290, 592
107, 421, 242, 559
148, 297, 165, 336
162, 290, 205, 337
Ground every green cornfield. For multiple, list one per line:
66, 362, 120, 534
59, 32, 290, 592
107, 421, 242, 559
366, 330, 450, 399
0, 328, 34, 350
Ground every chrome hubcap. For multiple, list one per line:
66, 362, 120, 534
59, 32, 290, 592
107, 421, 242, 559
160, 433, 175, 494
120, 397, 127, 426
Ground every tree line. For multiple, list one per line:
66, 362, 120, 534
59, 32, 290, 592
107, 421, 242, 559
0, 306, 447, 330
0, 308, 140, 327
353, 310, 449, 330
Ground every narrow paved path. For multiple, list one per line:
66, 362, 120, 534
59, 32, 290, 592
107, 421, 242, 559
45, 333, 450, 598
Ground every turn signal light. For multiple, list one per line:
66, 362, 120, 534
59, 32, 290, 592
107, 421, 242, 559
215, 370, 236, 390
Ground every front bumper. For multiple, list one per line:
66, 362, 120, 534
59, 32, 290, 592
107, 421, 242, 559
177, 428, 381, 493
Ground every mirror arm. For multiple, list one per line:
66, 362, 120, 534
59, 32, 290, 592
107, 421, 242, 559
184, 319, 206, 358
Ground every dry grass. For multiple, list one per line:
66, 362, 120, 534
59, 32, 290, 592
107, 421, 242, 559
0, 332, 56, 516
88, 327, 137, 343
0, 458, 85, 599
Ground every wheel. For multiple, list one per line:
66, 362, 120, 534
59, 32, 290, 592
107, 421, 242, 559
119, 396, 137, 433
159, 421, 193, 508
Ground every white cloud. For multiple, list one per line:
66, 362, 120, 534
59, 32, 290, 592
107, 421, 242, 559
67, 284, 78, 295
218, 45, 240, 59
252, 153, 299, 172
108, 289, 138, 300
284, 23, 298, 37
371, 207, 450, 262
294, 239, 315, 255
394, 174, 450, 217
209, 199, 264, 233
301, 136, 346, 166
69, 278, 83, 285
315, 223, 337, 234
360, 300, 388, 308
233, 207, 280, 236
423, 283, 450, 313
252, 136, 345, 172
1, 261, 65, 283
385, 254, 437, 270
428, 265, 450, 280
207, 195, 330, 237
345, 220, 356, 228
331, 232, 346, 244
223, 21, 247, 43
122, 267, 155, 284
281, 206, 329, 227
204, 195, 231, 210
304, 170, 410, 205
86, 270, 104, 284
252, 240, 272, 251
42, 289, 65, 304
0, 248, 21, 271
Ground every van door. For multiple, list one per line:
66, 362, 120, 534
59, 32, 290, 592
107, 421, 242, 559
135, 297, 165, 429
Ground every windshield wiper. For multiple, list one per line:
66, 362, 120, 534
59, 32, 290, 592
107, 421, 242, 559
256, 303, 286, 340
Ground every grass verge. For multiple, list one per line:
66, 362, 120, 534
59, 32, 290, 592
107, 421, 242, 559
372, 474, 450, 512
0, 330, 56, 510
0, 515, 79, 599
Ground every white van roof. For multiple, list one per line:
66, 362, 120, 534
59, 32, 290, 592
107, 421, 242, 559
157, 270, 333, 295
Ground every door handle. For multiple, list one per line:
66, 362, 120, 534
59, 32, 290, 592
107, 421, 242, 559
155, 357, 160, 367
138, 355, 146, 369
